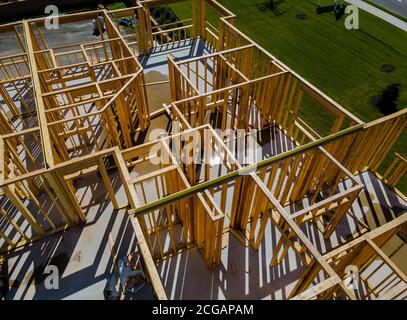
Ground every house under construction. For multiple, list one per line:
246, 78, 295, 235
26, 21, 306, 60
0, 0, 406, 300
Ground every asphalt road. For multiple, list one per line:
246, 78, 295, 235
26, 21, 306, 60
370, 0, 407, 18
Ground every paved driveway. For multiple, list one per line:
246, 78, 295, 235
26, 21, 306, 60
370, 0, 407, 18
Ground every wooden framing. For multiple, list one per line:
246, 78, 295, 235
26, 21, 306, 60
0, 0, 406, 300
291, 213, 407, 300
123, 127, 226, 267
168, 48, 362, 140
0, 12, 149, 254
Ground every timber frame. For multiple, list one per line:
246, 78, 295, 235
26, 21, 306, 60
0, 0, 406, 300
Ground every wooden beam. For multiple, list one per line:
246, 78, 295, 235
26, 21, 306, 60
22, 20, 54, 167
291, 275, 342, 300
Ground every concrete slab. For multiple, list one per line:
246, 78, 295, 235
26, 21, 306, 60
138, 39, 212, 76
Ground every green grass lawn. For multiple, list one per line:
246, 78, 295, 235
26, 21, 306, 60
107, 2, 127, 11
168, 0, 407, 193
